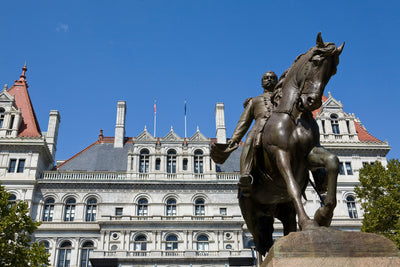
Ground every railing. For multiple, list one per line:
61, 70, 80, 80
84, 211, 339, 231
101, 214, 242, 221
39, 171, 127, 180
93, 249, 251, 258
39, 171, 240, 181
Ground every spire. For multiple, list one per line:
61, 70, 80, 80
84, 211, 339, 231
19, 63, 27, 81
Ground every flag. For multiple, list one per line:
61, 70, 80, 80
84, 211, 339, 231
154, 99, 157, 114
184, 99, 187, 116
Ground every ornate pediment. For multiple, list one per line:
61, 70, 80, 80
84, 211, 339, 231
0, 87, 15, 104
318, 93, 347, 117
162, 127, 182, 142
189, 129, 208, 142
136, 127, 155, 142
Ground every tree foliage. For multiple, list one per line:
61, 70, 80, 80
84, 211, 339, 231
355, 159, 400, 248
0, 183, 49, 266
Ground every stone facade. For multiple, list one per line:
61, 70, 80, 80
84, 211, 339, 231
0, 67, 391, 267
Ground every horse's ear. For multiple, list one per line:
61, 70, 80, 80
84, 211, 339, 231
337, 42, 345, 55
316, 32, 324, 48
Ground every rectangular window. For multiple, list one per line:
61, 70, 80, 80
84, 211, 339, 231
115, 208, 123, 216
220, 208, 227, 215
321, 120, 326, 133
346, 120, 350, 133
339, 162, 345, 175
345, 162, 353, 175
155, 158, 161, 170
183, 158, 188, 171
8, 159, 17, 172
17, 159, 25, 173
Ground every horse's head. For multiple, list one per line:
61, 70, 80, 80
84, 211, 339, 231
296, 33, 344, 112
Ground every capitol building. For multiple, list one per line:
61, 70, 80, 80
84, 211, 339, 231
0, 66, 390, 266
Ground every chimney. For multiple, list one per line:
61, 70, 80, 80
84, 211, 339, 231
114, 101, 126, 148
215, 103, 227, 144
47, 110, 61, 160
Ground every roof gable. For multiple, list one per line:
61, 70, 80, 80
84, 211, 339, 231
136, 127, 156, 142
0, 87, 15, 104
189, 129, 208, 142
162, 127, 182, 142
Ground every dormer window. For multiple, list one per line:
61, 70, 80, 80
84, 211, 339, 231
0, 108, 4, 128
330, 114, 340, 134
167, 149, 177, 173
194, 150, 204, 173
139, 149, 150, 173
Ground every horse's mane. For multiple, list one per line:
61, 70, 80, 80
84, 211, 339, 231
271, 42, 341, 106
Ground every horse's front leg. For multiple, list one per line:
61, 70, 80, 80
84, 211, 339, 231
307, 146, 339, 226
272, 148, 318, 230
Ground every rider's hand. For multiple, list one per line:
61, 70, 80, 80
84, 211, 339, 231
227, 139, 237, 148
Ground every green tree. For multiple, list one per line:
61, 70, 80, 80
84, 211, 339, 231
355, 159, 400, 249
0, 183, 49, 266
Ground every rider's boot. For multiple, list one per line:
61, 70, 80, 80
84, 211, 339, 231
238, 174, 253, 197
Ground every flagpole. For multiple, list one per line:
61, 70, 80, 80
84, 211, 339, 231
154, 99, 157, 137
184, 99, 187, 138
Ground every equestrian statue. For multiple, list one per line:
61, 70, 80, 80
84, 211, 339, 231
211, 33, 345, 257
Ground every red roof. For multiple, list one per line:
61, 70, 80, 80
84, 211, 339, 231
354, 121, 382, 142
7, 65, 42, 137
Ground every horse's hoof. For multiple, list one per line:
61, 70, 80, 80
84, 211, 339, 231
314, 207, 333, 227
300, 219, 319, 231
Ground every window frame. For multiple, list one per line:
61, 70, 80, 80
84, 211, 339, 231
346, 195, 358, 219
134, 235, 147, 251
194, 150, 204, 174
166, 198, 177, 216
137, 198, 148, 216
194, 198, 205, 216
139, 149, 150, 173
43, 198, 55, 222
165, 234, 178, 251
64, 198, 76, 222
85, 198, 97, 222
80, 241, 94, 267
57, 241, 72, 267
167, 150, 177, 173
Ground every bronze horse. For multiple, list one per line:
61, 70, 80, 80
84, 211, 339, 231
239, 33, 344, 256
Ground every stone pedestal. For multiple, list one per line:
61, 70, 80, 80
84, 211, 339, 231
263, 227, 400, 267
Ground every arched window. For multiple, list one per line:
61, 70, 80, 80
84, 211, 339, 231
80, 241, 94, 267
167, 150, 177, 173
137, 198, 148, 216
58, 241, 72, 267
194, 150, 204, 173
139, 149, 150, 173
346, 195, 358, 219
166, 198, 177, 216
0, 108, 4, 128
195, 198, 205, 216
85, 198, 97, 222
64, 198, 76, 222
196, 235, 209, 251
43, 198, 55, 222
226, 244, 232, 250
165, 234, 178, 250
134, 235, 147, 251
8, 194, 17, 208
40, 240, 50, 254
330, 114, 340, 134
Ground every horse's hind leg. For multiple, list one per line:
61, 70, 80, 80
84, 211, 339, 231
307, 146, 339, 226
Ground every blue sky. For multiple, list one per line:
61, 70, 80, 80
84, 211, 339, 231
1, 1, 399, 160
